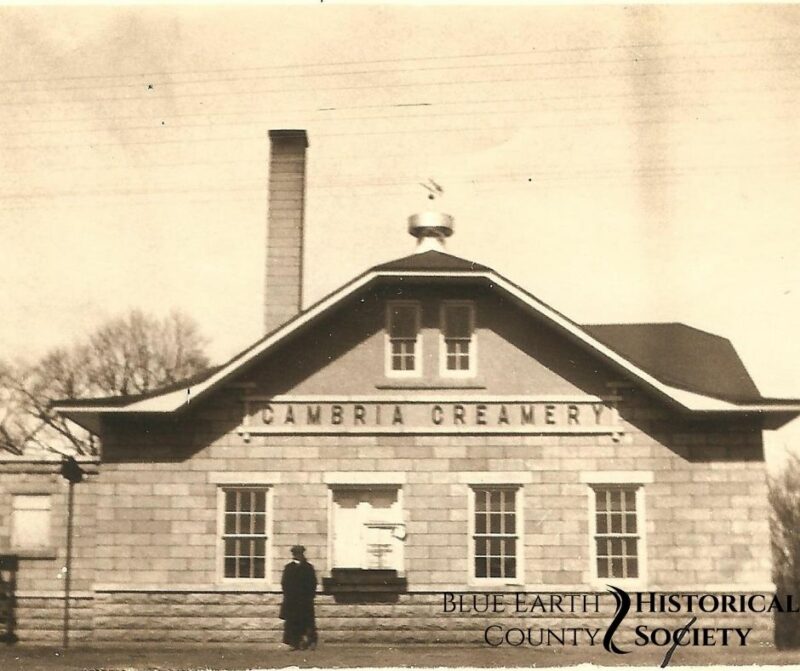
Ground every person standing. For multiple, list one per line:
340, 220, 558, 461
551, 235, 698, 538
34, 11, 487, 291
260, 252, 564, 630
279, 545, 318, 650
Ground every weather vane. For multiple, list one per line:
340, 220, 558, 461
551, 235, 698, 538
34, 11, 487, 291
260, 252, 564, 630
419, 178, 444, 201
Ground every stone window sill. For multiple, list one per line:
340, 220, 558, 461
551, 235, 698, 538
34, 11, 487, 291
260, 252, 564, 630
375, 379, 486, 390
3, 547, 58, 560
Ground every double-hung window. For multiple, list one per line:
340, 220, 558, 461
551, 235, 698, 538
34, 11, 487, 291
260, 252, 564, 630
592, 486, 642, 581
471, 487, 519, 581
441, 302, 475, 376
220, 487, 270, 580
386, 302, 421, 375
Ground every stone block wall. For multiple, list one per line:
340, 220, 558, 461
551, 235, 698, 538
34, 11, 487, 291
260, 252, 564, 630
82, 383, 776, 642
0, 380, 775, 644
95, 386, 772, 592
90, 590, 775, 646
0, 460, 98, 643
14, 595, 94, 643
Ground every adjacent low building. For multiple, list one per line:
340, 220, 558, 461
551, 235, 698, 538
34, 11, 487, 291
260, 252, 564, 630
2, 130, 799, 646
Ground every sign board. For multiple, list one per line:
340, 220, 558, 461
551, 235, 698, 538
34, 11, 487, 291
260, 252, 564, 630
237, 396, 623, 440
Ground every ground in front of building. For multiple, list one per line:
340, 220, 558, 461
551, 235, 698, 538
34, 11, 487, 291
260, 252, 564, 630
1, 643, 800, 671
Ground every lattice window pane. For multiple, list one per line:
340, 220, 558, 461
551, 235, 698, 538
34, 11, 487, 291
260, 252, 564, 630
593, 486, 640, 580
222, 487, 269, 580
388, 305, 419, 372
472, 487, 518, 579
445, 340, 471, 370
391, 340, 416, 371
443, 304, 473, 371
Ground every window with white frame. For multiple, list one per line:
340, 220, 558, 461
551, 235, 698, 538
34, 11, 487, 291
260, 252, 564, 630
471, 487, 518, 580
386, 302, 421, 375
441, 302, 475, 375
592, 486, 641, 580
11, 494, 51, 549
220, 487, 270, 580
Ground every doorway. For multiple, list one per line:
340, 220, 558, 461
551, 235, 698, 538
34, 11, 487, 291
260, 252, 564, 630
330, 487, 404, 572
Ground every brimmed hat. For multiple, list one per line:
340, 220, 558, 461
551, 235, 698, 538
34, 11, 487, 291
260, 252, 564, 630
290, 545, 306, 555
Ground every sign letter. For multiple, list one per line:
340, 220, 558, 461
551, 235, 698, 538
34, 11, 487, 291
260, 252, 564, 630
567, 404, 580, 425
307, 405, 322, 425
520, 405, 535, 425
354, 404, 366, 425
497, 405, 510, 425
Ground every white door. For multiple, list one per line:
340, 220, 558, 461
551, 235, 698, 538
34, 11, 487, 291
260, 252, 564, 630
331, 489, 365, 568
332, 488, 404, 572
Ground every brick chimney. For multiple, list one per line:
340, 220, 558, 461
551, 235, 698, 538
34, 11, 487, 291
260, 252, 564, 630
264, 129, 308, 333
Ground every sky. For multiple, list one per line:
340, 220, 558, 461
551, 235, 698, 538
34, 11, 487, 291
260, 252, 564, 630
1, 5, 799, 451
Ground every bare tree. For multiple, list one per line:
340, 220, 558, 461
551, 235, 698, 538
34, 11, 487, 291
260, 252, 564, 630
0, 360, 31, 456
769, 454, 800, 648
0, 310, 210, 456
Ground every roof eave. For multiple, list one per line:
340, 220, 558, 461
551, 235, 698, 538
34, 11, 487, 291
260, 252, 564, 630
52, 266, 800, 425
55, 409, 103, 435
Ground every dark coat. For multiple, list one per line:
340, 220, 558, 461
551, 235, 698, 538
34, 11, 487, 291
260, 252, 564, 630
279, 560, 317, 647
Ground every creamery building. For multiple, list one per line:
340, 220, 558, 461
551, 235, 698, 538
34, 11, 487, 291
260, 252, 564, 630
2, 129, 800, 645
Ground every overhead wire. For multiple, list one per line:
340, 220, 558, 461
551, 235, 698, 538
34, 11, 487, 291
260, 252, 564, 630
4, 106, 799, 154
3, 159, 799, 205
0, 34, 791, 87
5, 76, 798, 130
4, 81, 800, 140
3, 48, 797, 96
7, 125, 800, 178
4, 163, 799, 212
1, 59, 799, 108
2, 39, 798, 212
0, 99, 721, 139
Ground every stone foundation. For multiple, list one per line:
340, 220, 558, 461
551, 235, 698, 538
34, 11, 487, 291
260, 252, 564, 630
81, 590, 776, 645
12, 594, 94, 643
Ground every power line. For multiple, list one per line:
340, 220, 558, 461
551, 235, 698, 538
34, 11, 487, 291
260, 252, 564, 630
4, 48, 796, 96
3, 161, 798, 203
4, 157, 265, 176
0, 34, 790, 87
0, 49, 542, 86
6, 79, 797, 132
4, 82, 799, 140
1, 115, 796, 156
4, 160, 798, 213
1, 60, 798, 109
4, 108, 798, 153
0, 99, 722, 139
8, 127, 797, 178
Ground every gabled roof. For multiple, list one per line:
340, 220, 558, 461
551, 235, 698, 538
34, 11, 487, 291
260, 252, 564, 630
373, 250, 491, 273
581, 323, 762, 404
54, 250, 800, 432
53, 366, 222, 408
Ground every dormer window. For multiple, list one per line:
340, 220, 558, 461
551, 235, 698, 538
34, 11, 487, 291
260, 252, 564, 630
441, 301, 475, 376
386, 302, 421, 376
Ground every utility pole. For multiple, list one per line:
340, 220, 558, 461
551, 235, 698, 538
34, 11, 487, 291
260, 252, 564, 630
60, 457, 84, 649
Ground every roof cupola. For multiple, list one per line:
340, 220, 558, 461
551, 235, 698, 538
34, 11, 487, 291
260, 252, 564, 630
408, 178, 453, 253
408, 211, 454, 253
